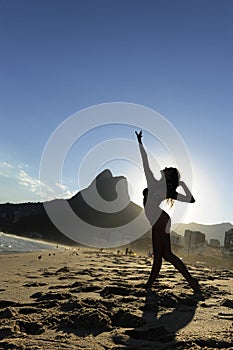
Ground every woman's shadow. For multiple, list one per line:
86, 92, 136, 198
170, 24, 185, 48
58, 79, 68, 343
124, 285, 201, 348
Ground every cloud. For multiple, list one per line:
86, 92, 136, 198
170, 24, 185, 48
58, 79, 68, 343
18, 170, 76, 200
18, 170, 42, 191
0, 161, 76, 201
0, 162, 28, 177
0, 162, 15, 177
18, 169, 55, 198
55, 182, 68, 191
0, 162, 14, 168
55, 182, 76, 198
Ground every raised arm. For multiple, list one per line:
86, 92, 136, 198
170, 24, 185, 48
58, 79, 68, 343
176, 181, 195, 203
135, 131, 156, 186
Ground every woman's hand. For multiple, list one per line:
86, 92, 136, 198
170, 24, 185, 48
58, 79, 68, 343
135, 130, 143, 144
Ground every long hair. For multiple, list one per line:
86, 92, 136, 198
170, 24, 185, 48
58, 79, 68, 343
165, 168, 180, 207
143, 187, 148, 207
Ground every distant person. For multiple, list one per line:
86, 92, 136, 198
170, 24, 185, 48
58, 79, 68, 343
125, 247, 129, 255
135, 130, 201, 293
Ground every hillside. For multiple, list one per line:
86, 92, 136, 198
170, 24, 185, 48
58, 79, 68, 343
0, 169, 145, 247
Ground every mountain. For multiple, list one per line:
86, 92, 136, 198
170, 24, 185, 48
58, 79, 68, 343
0, 169, 146, 247
1, 169, 231, 248
172, 222, 233, 246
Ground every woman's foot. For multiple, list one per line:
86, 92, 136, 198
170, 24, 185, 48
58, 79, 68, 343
144, 282, 153, 289
189, 278, 202, 294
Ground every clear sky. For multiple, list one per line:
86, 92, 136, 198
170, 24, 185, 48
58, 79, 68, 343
0, 0, 233, 225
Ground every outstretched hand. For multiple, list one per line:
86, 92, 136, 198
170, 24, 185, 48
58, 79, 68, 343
135, 130, 143, 144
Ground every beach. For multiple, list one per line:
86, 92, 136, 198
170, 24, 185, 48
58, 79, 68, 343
0, 248, 232, 349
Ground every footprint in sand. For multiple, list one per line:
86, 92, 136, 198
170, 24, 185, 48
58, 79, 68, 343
17, 320, 44, 335
23, 282, 47, 287
221, 299, 233, 309
125, 326, 173, 343
111, 309, 145, 328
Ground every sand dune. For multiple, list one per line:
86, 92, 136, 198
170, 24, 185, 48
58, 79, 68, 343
0, 249, 232, 349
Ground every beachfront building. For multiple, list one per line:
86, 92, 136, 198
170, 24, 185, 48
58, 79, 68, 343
223, 229, 233, 256
209, 239, 221, 249
224, 229, 233, 248
184, 230, 206, 254
170, 231, 184, 253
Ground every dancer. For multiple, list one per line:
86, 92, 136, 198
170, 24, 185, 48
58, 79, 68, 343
135, 130, 201, 293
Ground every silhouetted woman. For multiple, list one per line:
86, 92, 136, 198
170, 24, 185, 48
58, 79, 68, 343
135, 130, 201, 293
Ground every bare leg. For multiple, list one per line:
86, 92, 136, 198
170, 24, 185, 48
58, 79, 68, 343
162, 234, 201, 293
145, 213, 167, 288
145, 254, 163, 288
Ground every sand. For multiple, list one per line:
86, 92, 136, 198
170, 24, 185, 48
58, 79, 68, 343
0, 248, 232, 350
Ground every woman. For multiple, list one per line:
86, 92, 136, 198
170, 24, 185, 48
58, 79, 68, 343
135, 130, 201, 293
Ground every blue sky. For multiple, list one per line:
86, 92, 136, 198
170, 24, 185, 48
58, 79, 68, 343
0, 0, 233, 225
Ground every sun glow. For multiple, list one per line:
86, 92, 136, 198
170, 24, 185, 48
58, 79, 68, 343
172, 160, 221, 224
120, 158, 220, 225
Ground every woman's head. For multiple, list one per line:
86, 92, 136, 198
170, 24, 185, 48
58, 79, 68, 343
162, 167, 180, 186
